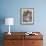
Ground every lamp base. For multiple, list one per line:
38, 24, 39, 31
8, 32, 11, 35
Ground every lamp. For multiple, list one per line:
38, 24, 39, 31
5, 18, 14, 35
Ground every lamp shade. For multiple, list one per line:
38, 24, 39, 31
5, 18, 14, 25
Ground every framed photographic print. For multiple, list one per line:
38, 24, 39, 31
20, 8, 34, 24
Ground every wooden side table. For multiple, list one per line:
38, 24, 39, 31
4, 32, 43, 46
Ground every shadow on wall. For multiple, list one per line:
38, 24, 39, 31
0, 16, 5, 46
